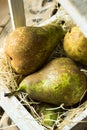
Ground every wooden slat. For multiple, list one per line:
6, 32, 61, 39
0, 86, 44, 130
0, 20, 12, 47
57, 105, 87, 130
59, 0, 87, 37
0, 0, 9, 27
0, 112, 18, 130
8, 0, 26, 30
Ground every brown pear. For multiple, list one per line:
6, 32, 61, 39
5, 24, 64, 75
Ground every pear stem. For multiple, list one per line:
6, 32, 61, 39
4, 90, 19, 97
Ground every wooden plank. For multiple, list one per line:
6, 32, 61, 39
59, 0, 87, 37
57, 105, 87, 130
63, 109, 87, 130
0, 0, 9, 27
8, 0, 26, 30
0, 112, 18, 130
0, 20, 12, 48
0, 86, 44, 130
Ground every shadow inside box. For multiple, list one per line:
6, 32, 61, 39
66, 91, 87, 130
71, 117, 87, 130
0, 107, 4, 119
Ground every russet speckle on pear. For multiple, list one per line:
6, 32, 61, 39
5, 24, 64, 75
17, 57, 87, 106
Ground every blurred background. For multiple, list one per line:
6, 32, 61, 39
0, 0, 9, 33
0, 0, 58, 34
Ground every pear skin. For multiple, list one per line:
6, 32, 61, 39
35, 103, 58, 126
17, 57, 87, 106
5, 24, 64, 75
64, 26, 87, 66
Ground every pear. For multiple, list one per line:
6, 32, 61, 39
35, 103, 58, 127
10, 57, 86, 106
5, 24, 64, 75
63, 26, 87, 66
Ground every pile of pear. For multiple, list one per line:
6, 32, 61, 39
5, 23, 87, 109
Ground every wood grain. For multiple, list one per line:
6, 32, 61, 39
8, 0, 26, 29
0, 86, 44, 130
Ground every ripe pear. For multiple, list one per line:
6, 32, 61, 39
13, 57, 86, 106
63, 26, 87, 66
5, 24, 64, 75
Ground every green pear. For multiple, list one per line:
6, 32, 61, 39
63, 26, 87, 66
35, 103, 58, 127
14, 57, 87, 106
5, 24, 64, 75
